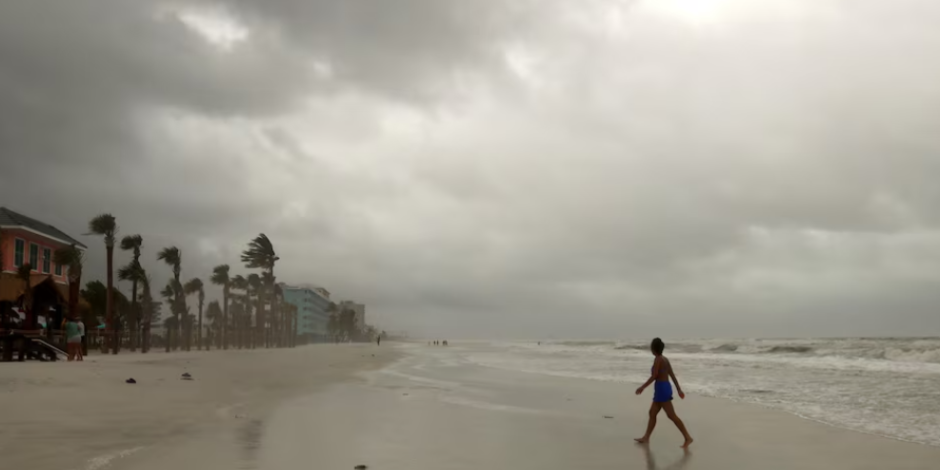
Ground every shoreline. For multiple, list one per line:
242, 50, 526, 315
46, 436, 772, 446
465, 338, 940, 447
249, 343, 940, 470
469, 358, 940, 449
0, 344, 398, 470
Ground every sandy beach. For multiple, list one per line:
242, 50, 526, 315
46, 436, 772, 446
4, 342, 940, 470
0, 345, 396, 470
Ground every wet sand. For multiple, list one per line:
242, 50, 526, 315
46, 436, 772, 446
0, 345, 395, 470
5, 343, 940, 470
255, 344, 940, 470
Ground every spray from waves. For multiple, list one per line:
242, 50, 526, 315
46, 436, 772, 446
79, 446, 144, 470
764, 346, 814, 354
558, 341, 616, 347
608, 338, 940, 364
613, 344, 647, 351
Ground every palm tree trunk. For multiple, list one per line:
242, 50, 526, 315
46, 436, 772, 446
68, 274, 80, 332
269, 291, 276, 348
106, 245, 116, 354
142, 306, 150, 353
129, 279, 138, 352
255, 295, 262, 349
222, 288, 229, 350
197, 300, 203, 351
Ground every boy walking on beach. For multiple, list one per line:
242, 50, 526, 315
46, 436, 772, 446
635, 337, 693, 448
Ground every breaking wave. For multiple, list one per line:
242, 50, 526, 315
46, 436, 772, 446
607, 338, 940, 364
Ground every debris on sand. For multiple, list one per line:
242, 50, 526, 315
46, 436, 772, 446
126, 378, 137, 384
181, 373, 193, 381
354, 465, 368, 470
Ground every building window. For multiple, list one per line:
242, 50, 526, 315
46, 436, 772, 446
42, 248, 51, 273
55, 260, 62, 276
29, 243, 39, 270
14, 239, 25, 266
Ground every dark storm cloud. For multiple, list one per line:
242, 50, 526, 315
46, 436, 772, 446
2, 0, 940, 338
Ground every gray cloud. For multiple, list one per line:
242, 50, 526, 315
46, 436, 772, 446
2, 0, 940, 339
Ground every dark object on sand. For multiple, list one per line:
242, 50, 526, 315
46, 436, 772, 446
603, 415, 614, 419
181, 372, 193, 380
126, 378, 137, 384
354, 465, 368, 470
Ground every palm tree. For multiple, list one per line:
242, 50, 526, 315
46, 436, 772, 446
184, 278, 205, 350
326, 302, 338, 343
157, 247, 185, 350
16, 264, 34, 330
285, 302, 298, 347
269, 281, 283, 347
160, 281, 177, 352
205, 300, 222, 350
163, 316, 178, 350
228, 297, 245, 349
231, 275, 248, 349
88, 214, 118, 354
119, 235, 143, 351
120, 262, 154, 353
210, 265, 231, 350
247, 273, 262, 348
258, 272, 276, 347
327, 312, 339, 344
241, 234, 278, 347
54, 244, 84, 335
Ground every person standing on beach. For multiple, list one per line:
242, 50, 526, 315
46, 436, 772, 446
64, 316, 81, 361
76, 317, 85, 361
634, 337, 693, 448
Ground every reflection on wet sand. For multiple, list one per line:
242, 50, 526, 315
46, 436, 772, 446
237, 419, 264, 469
641, 445, 691, 470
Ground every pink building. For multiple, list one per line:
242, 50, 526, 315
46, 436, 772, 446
0, 207, 86, 304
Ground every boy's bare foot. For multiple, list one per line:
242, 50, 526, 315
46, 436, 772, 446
634, 437, 649, 444
680, 438, 694, 448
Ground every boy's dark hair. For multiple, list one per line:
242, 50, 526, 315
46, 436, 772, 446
651, 337, 665, 355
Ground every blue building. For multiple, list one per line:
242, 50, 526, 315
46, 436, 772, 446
280, 283, 332, 342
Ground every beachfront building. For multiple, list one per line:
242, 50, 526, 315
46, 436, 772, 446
0, 206, 87, 327
279, 283, 331, 343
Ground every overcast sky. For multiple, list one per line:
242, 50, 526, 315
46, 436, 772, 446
2, 0, 940, 339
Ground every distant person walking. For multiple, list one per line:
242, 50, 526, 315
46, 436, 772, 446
634, 338, 693, 448
376, 335, 381, 346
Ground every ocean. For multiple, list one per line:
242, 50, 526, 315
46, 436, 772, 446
463, 337, 940, 447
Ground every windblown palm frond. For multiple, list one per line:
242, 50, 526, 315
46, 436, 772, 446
157, 246, 182, 277
87, 214, 118, 245
54, 245, 84, 278
211, 264, 230, 287
241, 233, 278, 270
120, 234, 143, 257
184, 278, 204, 296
